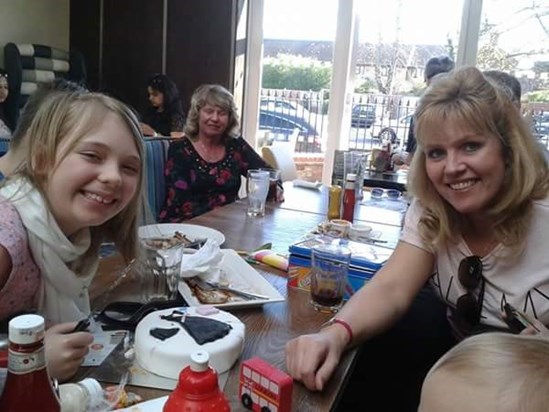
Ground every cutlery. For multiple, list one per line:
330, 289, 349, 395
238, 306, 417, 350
189, 277, 270, 300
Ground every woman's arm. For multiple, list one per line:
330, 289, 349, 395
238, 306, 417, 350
285, 241, 434, 391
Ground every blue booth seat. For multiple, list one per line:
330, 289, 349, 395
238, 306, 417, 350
144, 137, 174, 220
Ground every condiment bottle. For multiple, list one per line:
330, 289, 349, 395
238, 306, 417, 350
58, 378, 106, 412
342, 173, 357, 223
327, 184, 342, 220
163, 351, 230, 412
0, 314, 61, 411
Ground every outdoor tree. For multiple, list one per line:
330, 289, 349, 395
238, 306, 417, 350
262, 54, 331, 91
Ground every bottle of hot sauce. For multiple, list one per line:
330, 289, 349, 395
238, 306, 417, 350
342, 173, 357, 223
0, 314, 61, 411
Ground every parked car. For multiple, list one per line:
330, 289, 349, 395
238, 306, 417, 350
258, 108, 322, 153
350, 104, 376, 128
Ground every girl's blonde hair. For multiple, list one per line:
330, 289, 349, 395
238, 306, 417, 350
408, 66, 549, 258
184, 84, 240, 142
426, 333, 549, 412
19, 91, 146, 265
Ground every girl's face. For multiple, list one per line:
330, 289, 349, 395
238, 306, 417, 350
46, 112, 141, 237
147, 86, 164, 109
422, 118, 506, 220
0, 77, 9, 103
198, 104, 230, 138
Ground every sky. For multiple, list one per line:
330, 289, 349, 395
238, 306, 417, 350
263, 0, 549, 63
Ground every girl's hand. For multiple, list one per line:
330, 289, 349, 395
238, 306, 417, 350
45, 322, 94, 382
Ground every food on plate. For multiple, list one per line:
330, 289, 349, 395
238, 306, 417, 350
134, 307, 245, 379
143, 231, 194, 249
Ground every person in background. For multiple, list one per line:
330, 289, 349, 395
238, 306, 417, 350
159, 84, 282, 222
285, 67, 549, 411
483, 69, 549, 161
140, 73, 185, 138
483, 70, 522, 109
419, 333, 549, 412
0, 79, 88, 181
0, 90, 146, 381
399, 56, 455, 165
0, 69, 13, 138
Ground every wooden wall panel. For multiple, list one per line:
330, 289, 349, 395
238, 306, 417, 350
102, 0, 164, 113
70, 0, 101, 91
166, 0, 237, 114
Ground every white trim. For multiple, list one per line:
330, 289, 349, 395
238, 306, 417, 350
242, 0, 265, 149
456, 0, 483, 67
322, 0, 356, 185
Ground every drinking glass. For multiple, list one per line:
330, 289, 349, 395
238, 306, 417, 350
310, 244, 351, 313
246, 169, 270, 216
139, 237, 184, 301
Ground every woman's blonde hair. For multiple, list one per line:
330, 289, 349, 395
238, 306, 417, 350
19, 91, 146, 265
425, 333, 549, 412
408, 66, 549, 257
184, 84, 240, 142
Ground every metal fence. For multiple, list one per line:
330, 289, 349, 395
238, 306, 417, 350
258, 89, 549, 153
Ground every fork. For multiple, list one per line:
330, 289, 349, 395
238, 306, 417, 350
188, 277, 270, 300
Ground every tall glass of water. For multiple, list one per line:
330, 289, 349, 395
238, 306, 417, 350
246, 169, 270, 217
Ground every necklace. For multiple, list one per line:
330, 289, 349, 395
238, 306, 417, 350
194, 139, 225, 163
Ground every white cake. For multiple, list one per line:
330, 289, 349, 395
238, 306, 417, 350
134, 306, 245, 379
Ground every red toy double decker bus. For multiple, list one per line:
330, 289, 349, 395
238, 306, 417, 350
239, 357, 293, 412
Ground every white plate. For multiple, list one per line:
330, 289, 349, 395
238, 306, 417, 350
178, 249, 285, 309
138, 223, 225, 246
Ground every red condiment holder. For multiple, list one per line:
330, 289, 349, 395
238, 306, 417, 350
163, 351, 230, 412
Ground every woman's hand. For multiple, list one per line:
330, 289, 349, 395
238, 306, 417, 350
285, 324, 349, 391
520, 319, 549, 337
45, 322, 93, 382
276, 185, 285, 202
140, 122, 156, 137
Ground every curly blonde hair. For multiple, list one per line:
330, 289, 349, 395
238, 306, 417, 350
184, 84, 240, 142
408, 66, 549, 258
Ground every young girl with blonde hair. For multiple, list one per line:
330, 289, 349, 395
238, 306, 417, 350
0, 89, 146, 380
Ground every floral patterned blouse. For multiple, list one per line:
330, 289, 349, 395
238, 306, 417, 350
159, 136, 274, 221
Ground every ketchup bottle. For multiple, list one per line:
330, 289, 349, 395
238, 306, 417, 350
342, 173, 357, 223
163, 351, 230, 412
0, 314, 61, 411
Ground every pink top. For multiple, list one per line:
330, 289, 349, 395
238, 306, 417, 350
0, 198, 40, 321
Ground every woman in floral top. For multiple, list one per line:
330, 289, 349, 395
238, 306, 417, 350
159, 84, 283, 222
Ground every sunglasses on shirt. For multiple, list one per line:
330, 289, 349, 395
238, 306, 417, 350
370, 187, 402, 200
455, 255, 484, 326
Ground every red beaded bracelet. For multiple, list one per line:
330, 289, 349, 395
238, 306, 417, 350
320, 318, 354, 344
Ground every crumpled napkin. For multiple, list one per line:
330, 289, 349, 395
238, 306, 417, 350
179, 239, 224, 278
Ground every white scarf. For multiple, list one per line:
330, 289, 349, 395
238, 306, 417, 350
0, 178, 98, 324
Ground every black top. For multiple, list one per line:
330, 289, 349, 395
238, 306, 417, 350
143, 108, 185, 137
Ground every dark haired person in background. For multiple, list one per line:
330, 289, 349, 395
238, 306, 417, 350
140, 73, 185, 138
0, 69, 13, 138
400, 56, 455, 165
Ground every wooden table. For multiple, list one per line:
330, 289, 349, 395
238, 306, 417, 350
84, 185, 404, 411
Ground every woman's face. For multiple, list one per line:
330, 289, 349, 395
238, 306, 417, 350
422, 118, 506, 219
0, 77, 9, 103
147, 86, 164, 109
198, 104, 230, 138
